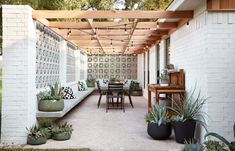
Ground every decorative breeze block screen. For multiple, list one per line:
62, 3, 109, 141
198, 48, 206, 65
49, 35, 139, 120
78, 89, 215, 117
36, 23, 61, 88
66, 43, 76, 82
87, 54, 137, 79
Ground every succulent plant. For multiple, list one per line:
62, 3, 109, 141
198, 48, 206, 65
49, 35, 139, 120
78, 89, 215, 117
145, 104, 170, 126
205, 122, 235, 151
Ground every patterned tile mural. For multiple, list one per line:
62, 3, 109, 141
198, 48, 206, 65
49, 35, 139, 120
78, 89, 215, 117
66, 43, 76, 82
87, 54, 137, 79
36, 23, 61, 88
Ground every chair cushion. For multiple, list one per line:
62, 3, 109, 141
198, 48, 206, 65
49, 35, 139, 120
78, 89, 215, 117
78, 80, 88, 91
62, 86, 76, 99
124, 79, 132, 88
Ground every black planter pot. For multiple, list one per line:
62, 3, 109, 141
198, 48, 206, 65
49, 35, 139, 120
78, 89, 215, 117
27, 135, 47, 145
147, 122, 172, 140
173, 120, 196, 144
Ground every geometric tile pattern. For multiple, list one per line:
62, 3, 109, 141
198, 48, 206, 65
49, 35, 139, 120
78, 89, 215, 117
87, 54, 137, 80
66, 43, 76, 82
36, 24, 61, 88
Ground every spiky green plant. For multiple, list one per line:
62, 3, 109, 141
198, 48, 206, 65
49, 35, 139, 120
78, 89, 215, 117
169, 88, 208, 130
52, 122, 73, 136
40, 83, 63, 101
26, 125, 47, 138
145, 104, 170, 126
205, 122, 235, 151
204, 140, 225, 151
181, 140, 203, 151
38, 118, 53, 128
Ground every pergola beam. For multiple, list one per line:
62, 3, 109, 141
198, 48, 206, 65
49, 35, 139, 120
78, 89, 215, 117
49, 22, 177, 29
33, 10, 193, 19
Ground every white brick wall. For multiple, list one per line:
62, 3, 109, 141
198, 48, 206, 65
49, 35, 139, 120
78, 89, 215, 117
170, 9, 235, 141
1, 5, 37, 144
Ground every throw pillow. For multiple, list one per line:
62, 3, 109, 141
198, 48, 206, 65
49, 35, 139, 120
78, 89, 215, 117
78, 80, 87, 91
62, 87, 76, 99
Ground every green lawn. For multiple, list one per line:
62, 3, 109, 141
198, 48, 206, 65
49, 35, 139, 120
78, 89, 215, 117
0, 149, 90, 151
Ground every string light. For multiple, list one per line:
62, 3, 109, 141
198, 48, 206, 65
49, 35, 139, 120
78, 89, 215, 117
124, 24, 127, 34
156, 22, 159, 29
110, 39, 113, 47
186, 21, 189, 28
131, 41, 133, 47
67, 29, 71, 37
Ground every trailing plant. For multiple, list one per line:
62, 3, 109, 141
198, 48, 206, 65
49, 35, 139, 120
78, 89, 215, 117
26, 125, 47, 138
145, 104, 170, 126
52, 122, 73, 136
40, 83, 63, 101
181, 140, 204, 151
204, 140, 225, 151
169, 88, 208, 130
205, 122, 235, 151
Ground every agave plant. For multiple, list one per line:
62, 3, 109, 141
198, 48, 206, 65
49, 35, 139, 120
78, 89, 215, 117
52, 122, 73, 135
170, 88, 208, 129
181, 140, 204, 151
40, 83, 63, 101
145, 104, 170, 126
205, 122, 235, 151
26, 125, 47, 138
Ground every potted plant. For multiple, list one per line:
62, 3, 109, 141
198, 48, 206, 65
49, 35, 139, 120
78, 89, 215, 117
86, 77, 96, 87
38, 83, 64, 112
26, 125, 47, 145
205, 122, 235, 151
204, 140, 225, 151
145, 104, 171, 140
181, 140, 204, 151
170, 89, 207, 144
52, 122, 73, 141
38, 118, 54, 139
158, 69, 168, 86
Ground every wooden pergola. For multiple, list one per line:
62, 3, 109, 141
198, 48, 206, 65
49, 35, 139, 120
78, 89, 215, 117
32, 10, 193, 54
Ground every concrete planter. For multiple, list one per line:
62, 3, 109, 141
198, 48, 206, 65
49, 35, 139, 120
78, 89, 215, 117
52, 132, 71, 141
27, 135, 47, 145
38, 99, 64, 112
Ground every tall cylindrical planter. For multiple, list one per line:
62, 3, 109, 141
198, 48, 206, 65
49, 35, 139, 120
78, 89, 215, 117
173, 120, 196, 144
147, 123, 172, 140
38, 99, 64, 112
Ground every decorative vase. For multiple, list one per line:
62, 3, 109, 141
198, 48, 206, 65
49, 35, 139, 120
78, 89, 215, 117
52, 132, 71, 141
147, 122, 172, 140
27, 135, 47, 145
173, 120, 196, 144
38, 99, 64, 112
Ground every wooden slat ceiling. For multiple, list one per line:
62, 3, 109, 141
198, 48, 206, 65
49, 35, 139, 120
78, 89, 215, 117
33, 10, 193, 54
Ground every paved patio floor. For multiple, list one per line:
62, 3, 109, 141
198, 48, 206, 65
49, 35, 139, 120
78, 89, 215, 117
28, 94, 183, 151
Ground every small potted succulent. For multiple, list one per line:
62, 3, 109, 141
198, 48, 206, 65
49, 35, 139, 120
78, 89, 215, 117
38, 118, 54, 139
181, 140, 204, 151
158, 69, 168, 86
145, 104, 171, 140
204, 140, 225, 151
205, 122, 235, 151
52, 122, 73, 141
26, 125, 47, 145
169, 89, 208, 144
38, 83, 64, 112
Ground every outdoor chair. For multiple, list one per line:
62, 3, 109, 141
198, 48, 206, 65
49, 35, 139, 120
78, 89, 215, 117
96, 80, 106, 108
106, 83, 125, 112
